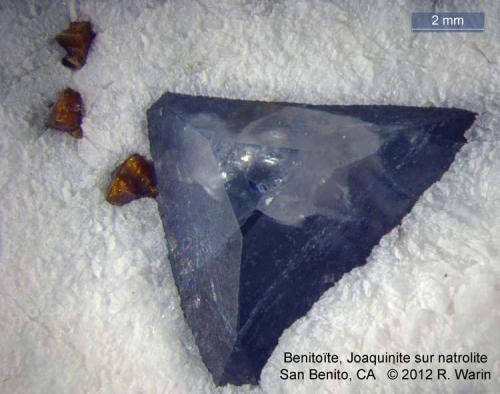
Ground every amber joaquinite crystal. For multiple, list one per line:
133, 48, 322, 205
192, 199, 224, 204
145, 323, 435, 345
46, 88, 83, 139
55, 21, 95, 70
106, 154, 159, 206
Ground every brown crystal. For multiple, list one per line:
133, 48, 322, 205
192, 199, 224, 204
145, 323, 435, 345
46, 88, 83, 139
55, 21, 95, 69
106, 154, 159, 206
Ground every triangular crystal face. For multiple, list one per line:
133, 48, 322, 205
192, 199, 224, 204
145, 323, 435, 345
147, 93, 476, 386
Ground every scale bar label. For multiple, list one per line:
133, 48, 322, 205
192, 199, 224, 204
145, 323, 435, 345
412, 12, 484, 32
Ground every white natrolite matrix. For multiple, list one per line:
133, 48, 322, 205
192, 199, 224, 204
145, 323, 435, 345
0, 0, 499, 393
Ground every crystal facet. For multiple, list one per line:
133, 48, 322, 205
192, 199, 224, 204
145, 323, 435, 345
147, 93, 476, 386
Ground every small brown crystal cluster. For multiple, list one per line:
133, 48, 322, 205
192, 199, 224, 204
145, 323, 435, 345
46, 88, 83, 139
55, 21, 95, 70
106, 154, 159, 206
47, 21, 95, 139
46, 21, 158, 205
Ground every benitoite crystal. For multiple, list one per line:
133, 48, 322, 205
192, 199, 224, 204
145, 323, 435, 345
147, 93, 475, 386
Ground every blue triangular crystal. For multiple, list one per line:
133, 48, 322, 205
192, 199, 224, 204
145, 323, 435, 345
147, 93, 476, 386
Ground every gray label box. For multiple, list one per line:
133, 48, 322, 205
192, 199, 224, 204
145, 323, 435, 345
412, 12, 484, 32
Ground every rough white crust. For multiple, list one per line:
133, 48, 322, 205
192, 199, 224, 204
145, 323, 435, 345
0, 0, 498, 393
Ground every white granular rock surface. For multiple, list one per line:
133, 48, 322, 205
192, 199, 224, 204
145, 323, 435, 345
0, 0, 499, 393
